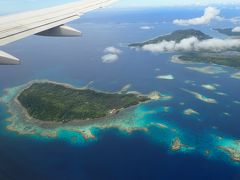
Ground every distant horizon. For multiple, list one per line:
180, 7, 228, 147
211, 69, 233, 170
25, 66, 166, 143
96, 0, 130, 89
0, 0, 240, 15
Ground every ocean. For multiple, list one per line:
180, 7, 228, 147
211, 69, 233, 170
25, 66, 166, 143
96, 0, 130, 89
0, 7, 240, 180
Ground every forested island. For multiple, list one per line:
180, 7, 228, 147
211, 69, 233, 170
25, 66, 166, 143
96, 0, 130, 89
214, 28, 240, 37
175, 53, 240, 69
17, 82, 150, 122
129, 29, 211, 47
129, 29, 240, 69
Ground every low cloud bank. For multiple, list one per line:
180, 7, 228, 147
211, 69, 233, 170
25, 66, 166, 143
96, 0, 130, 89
232, 27, 240, 32
173, 7, 220, 26
142, 37, 240, 53
101, 54, 119, 63
104, 46, 122, 54
140, 26, 154, 30
230, 17, 240, 24
101, 46, 122, 63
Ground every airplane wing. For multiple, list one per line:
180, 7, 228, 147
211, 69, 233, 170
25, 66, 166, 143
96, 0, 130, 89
0, 0, 116, 65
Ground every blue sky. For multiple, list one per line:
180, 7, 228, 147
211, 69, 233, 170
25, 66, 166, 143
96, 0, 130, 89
117, 0, 240, 7
0, 0, 240, 14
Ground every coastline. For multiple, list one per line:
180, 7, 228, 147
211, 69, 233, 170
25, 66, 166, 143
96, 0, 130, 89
2, 80, 240, 165
5, 79, 162, 129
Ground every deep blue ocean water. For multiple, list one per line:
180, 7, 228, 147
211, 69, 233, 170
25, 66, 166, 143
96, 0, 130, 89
0, 7, 240, 180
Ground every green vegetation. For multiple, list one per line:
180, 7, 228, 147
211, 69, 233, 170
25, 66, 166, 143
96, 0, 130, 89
214, 28, 240, 37
18, 82, 149, 122
129, 29, 211, 47
129, 28, 240, 68
178, 53, 240, 69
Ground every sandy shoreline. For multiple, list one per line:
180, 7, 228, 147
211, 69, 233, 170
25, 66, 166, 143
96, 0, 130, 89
8, 80, 160, 129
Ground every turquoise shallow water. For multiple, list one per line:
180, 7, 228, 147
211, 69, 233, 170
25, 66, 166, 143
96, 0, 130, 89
1, 80, 240, 167
0, 7, 240, 179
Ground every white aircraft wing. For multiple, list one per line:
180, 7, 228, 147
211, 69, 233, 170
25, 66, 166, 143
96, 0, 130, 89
0, 0, 116, 64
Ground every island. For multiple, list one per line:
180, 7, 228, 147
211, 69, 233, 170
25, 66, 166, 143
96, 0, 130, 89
171, 137, 188, 151
218, 146, 240, 162
214, 28, 240, 37
175, 52, 240, 69
231, 72, 240, 79
171, 137, 183, 151
17, 82, 151, 122
1, 81, 239, 165
130, 29, 240, 69
129, 29, 211, 48
183, 108, 199, 116
171, 137, 194, 152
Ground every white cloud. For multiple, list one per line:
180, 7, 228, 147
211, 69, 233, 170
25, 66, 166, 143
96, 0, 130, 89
101, 46, 122, 63
230, 17, 240, 24
232, 27, 240, 32
104, 46, 122, 54
173, 7, 220, 26
140, 26, 154, 30
101, 54, 119, 63
156, 75, 175, 80
142, 37, 240, 53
